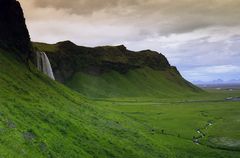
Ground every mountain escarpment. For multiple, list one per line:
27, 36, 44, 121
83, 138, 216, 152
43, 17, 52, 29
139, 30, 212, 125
34, 41, 173, 82
33, 41, 201, 97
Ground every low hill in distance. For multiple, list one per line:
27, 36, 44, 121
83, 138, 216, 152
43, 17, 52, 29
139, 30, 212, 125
33, 41, 202, 98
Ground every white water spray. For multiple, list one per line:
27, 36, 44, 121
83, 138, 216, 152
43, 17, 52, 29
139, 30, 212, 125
36, 52, 55, 80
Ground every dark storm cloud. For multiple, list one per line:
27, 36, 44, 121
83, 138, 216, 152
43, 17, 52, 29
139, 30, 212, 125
20, 0, 240, 35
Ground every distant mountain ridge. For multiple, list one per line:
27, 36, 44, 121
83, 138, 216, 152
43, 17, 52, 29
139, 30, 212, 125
194, 79, 240, 85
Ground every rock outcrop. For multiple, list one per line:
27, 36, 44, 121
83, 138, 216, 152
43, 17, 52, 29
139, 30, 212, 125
0, 0, 32, 61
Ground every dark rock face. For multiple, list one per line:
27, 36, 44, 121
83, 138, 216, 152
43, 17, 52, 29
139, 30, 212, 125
34, 41, 173, 83
0, 0, 32, 61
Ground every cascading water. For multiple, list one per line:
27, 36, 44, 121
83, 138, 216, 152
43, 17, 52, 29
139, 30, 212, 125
36, 52, 55, 80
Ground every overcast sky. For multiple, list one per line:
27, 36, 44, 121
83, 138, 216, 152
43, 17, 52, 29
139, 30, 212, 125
19, 0, 240, 82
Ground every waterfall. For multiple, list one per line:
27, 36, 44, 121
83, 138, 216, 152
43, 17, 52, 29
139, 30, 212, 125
36, 52, 55, 80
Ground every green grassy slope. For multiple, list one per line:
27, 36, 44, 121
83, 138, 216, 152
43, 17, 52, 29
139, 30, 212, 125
67, 67, 200, 98
1, 48, 240, 157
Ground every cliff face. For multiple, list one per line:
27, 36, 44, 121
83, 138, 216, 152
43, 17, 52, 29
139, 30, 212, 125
33, 41, 173, 83
0, 0, 32, 61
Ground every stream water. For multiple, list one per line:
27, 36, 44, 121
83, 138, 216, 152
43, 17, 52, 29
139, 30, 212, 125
193, 121, 213, 145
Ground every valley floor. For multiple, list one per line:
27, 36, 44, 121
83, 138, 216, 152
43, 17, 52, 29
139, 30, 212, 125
93, 89, 240, 157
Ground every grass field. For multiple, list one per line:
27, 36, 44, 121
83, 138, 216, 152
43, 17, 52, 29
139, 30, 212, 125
0, 50, 240, 157
95, 89, 240, 152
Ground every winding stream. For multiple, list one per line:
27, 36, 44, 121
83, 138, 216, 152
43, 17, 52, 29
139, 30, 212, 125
193, 121, 213, 145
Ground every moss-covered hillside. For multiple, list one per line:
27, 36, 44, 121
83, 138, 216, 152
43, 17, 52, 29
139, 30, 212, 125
33, 41, 201, 98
